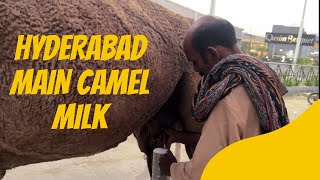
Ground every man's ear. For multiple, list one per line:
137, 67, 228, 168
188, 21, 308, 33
207, 46, 219, 63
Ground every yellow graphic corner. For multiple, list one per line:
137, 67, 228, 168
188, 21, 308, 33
202, 100, 320, 180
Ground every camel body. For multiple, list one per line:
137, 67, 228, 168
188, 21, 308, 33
0, 0, 204, 177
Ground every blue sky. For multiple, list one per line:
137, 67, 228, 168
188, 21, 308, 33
171, 0, 319, 37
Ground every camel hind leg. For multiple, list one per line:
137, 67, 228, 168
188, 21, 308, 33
0, 170, 5, 179
134, 97, 179, 176
134, 70, 202, 175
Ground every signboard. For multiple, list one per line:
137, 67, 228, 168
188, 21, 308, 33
265, 33, 316, 46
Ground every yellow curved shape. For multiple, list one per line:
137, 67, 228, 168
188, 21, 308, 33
202, 100, 320, 180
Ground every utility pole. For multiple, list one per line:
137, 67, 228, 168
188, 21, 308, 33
210, 0, 216, 16
271, 44, 276, 59
293, 0, 308, 71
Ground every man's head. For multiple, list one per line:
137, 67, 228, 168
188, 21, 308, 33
183, 16, 240, 76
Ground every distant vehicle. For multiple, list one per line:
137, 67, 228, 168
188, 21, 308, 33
307, 92, 319, 105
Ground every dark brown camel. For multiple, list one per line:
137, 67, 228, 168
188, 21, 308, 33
0, 0, 203, 178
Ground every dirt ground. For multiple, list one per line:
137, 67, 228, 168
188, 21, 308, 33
283, 93, 312, 121
3, 94, 312, 180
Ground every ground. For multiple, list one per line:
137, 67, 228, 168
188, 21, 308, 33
3, 94, 312, 180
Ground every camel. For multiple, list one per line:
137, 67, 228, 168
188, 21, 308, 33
0, 0, 204, 178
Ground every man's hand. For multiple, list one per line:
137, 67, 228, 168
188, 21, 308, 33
159, 150, 177, 176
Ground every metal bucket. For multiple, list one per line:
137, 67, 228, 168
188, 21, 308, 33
151, 148, 170, 180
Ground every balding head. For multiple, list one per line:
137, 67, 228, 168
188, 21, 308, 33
185, 16, 237, 57
183, 16, 240, 76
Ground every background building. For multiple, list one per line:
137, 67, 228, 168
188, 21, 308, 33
241, 33, 269, 59
267, 25, 319, 63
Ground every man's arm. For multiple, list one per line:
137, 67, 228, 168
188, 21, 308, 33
170, 87, 254, 180
170, 100, 231, 179
160, 85, 261, 179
